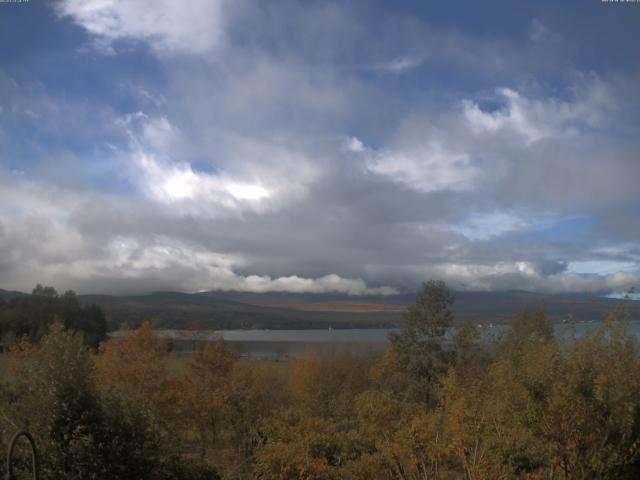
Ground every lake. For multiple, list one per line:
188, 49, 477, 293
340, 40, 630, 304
153, 328, 397, 357
111, 320, 640, 357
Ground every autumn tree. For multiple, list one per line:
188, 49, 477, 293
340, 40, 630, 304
93, 321, 182, 460
178, 338, 235, 462
435, 307, 640, 478
291, 350, 374, 419
0, 323, 160, 479
387, 280, 455, 405
216, 362, 292, 475
93, 321, 222, 478
95, 321, 169, 402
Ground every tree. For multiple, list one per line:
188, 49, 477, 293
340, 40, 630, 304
503, 308, 553, 348
0, 285, 107, 348
435, 308, 640, 478
176, 338, 236, 463
1, 323, 160, 480
32, 284, 58, 298
93, 322, 220, 478
291, 351, 374, 419
215, 362, 292, 477
387, 280, 455, 405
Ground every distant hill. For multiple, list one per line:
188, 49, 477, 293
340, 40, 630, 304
0, 289, 29, 301
80, 289, 638, 330
77, 291, 401, 330
2, 288, 636, 330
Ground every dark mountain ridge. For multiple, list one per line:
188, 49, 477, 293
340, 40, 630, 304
0, 289, 29, 301
2, 288, 636, 330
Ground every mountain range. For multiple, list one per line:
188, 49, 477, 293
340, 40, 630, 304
3, 288, 636, 330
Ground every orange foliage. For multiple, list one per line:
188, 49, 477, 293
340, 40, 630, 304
94, 321, 170, 407
177, 337, 236, 458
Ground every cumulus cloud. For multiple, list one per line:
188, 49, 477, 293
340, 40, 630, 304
56, 0, 228, 54
463, 89, 552, 145
0, 173, 396, 295
218, 274, 398, 296
4, 73, 637, 295
408, 261, 640, 294
368, 145, 475, 193
356, 138, 477, 193
135, 152, 270, 208
353, 79, 624, 204
81, 236, 397, 296
345, 136, 365, 153
462, 85, 613, 145
114, 113, 277, 216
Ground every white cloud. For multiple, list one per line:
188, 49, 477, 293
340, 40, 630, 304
360, 139, 477, 193
3, 172, 635, 296
111, 110, 329, 221
115, 113, 274, 215
529, 19, 561, 44
412, 260, 640, 294
607, 291, 640, 301
351, 80, 616, 195
225, 273, 398, 296
56, 0, 227, 55
224, 182, 270, 201
0, 166, 400, 295
0, 177, 76, 220
0, 174, 91, 282
134, 152, 270, 208
346, 136, 365, 153
432, 261, 539, 290
567, 260, 638, 276
3, 225, 398, 295
140, 115, 176, 151
463, 88, 555, 145
462, 84, 613, 145
543, 271, 640, 294
0, 171, 397, 295
453, 211, 558, 240
4, 1, 640, 300
217, 134, 320, 204
373, 55, 425, 73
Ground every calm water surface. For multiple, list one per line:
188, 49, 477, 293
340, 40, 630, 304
154, 321, 640, 343
110, 321, 640, 356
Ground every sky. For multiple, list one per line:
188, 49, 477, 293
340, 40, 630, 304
0, 0, 639, 296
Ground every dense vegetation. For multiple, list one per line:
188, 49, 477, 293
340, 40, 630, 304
0, 285, 107, 348
0, 281, 639, 479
